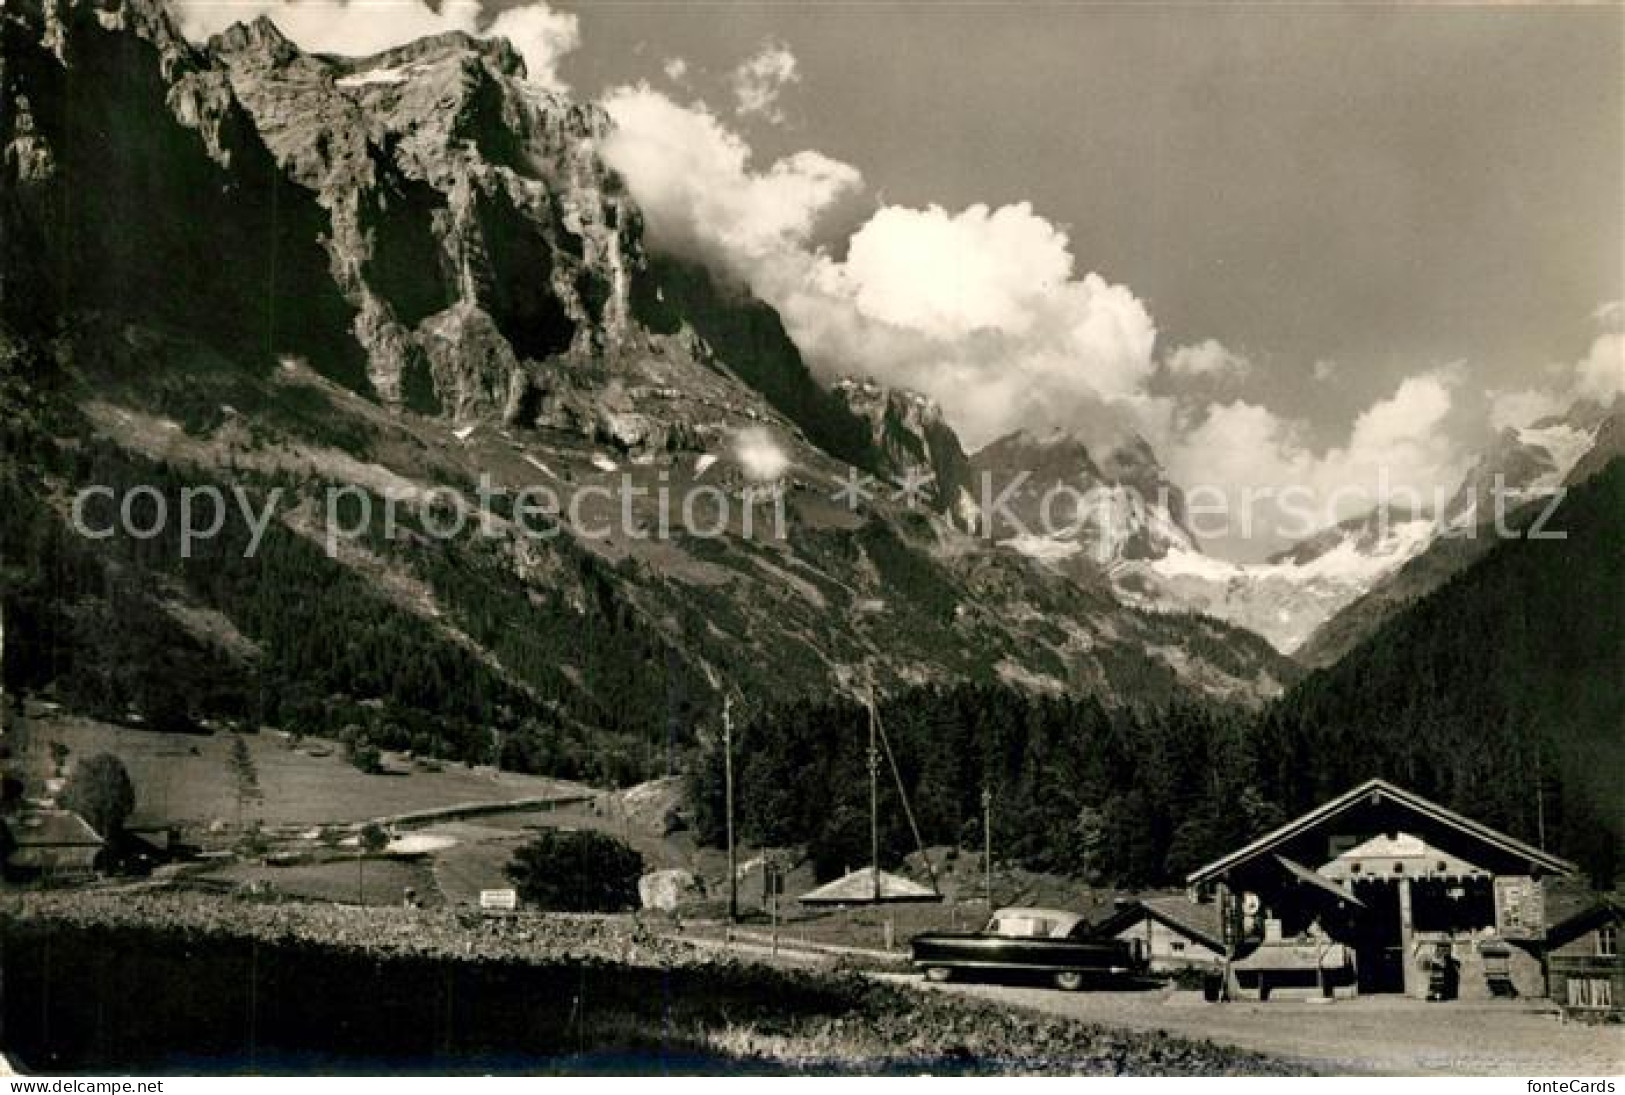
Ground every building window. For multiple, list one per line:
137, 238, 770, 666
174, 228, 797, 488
1567, 978, 1614, 1010
1599, 925, 1618, 958
1170, 940, 1186, 953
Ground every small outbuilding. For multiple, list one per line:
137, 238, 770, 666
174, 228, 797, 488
1096, 895, 1226, 973
1544, 895, 1623, 1018
797, 866, 941, 906
2, 810, 105, 883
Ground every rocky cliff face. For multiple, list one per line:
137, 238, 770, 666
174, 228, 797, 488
967, 427, 1196, 567
831, 378, 978, 528
208, 15, 642, 427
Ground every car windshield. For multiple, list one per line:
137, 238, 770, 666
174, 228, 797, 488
985, 915, 1058, 938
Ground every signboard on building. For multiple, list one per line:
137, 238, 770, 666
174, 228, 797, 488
1494, 876, 1543, 939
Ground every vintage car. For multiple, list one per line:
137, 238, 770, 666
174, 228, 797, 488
910, 906, 1146, 990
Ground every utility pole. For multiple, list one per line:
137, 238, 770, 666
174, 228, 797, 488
1533, 739, 1547, 851
723, 694, 737, 922
868, 695, 881, 903
982, 786, 993, 910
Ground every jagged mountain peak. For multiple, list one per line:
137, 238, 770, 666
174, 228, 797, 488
967, 423, 1195, 569
1442, 400, 1605, 529
1263, 503, 1431, 567
829, 376, 977, 527
327, 29, 528, 78
207, 15, 294, 59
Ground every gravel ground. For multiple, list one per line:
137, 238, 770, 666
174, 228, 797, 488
893, 975, 1625, 1075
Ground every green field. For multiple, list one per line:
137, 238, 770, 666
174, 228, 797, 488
204, 857, 437, 907
12, 708, 590, 830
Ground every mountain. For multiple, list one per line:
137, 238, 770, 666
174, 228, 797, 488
1113, 506, 1440, 654
688, 461, 1625, 886
0, 0, 1296, 782
967, 427, 1196, 567
955, 420, 1441, 655
1255, 458, 1625, 883
1297, 398, 1620, 667
1109, 400, 1617, 655
1438, 404, 1614, 531
830, 378, 978, 529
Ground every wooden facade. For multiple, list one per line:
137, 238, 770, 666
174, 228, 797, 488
1545, 898, 1623, 1018
1185, 779, 1576, 1001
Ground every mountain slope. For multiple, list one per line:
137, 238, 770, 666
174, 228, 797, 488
1255, 458, 1625, 882
1298, 399, 1619, 667
0, 0, 1297, 783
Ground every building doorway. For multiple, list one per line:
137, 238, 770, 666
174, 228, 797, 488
1348, 879, 1406, 992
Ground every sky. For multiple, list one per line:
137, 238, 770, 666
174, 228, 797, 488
173, 0, 1623, 557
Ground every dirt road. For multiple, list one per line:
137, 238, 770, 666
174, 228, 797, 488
891, 976, 1624, 1075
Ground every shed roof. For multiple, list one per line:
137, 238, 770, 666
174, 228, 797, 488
6, 810, 103, 847
797, 867, 941, 905
1545, 894, 1625, 949
1186, 779, 1576, 887
1096, 895, 1226, 952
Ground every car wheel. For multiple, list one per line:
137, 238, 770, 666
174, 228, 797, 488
924, 966, 953, 983
1053, 970, 1085, 992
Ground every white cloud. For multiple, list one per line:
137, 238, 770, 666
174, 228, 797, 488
173, 0, 580, 90
1164, 368, 1468, 548
731, 40, 799, 122
601, 85, 862, 276
1574, 330, 1624, 405
1487, 388, 1566, 431
767, 206, 1159, 448
1482, 305, 1622, 428
598, 81, 1488, 543
604, 88, 1156, 449
663, 56, 689, 83
1165, 339, 1251, 382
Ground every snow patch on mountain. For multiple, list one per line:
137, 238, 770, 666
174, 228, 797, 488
1119, 405, 1609, 654
1004, 534, 1085, 562
1115, 514, 1437, 653
1513, 421, 1597, 495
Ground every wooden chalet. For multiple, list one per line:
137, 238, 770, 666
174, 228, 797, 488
1185, 778, 1577, 1001
2, 810, 105, 883
1544, 895, 1623, 1018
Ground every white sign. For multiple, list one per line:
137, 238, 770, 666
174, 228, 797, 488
479, 888, 518, 911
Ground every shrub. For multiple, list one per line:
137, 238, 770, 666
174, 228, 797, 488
60, 753, 135, 838
506, 830, 644, 912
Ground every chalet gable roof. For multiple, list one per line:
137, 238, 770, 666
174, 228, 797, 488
1097, 895, 1225, 952
1186, 778, 1576, 887
1545, 895, 1624, 949
796, 866, 941, 905
6, 810, 103, 847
